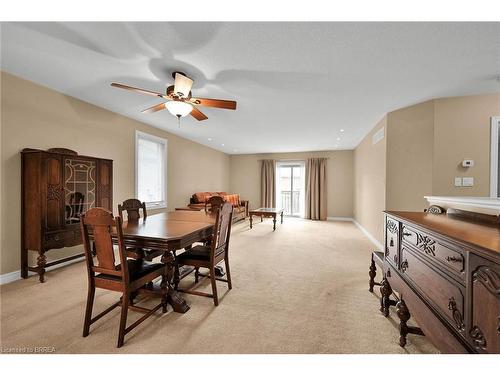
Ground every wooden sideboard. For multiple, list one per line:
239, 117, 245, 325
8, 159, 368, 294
21, 148, 113, 282
382, 210, 500, 353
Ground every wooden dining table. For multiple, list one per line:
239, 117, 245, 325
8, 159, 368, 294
118, 210, 216, 313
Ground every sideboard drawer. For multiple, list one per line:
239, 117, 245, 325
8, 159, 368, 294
402, 225, 465, 279
385, 216, 400, 267
400, 247, 466, 336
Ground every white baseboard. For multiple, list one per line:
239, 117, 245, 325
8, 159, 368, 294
0, 256, 85, 285
353, 220, 383, 250
327, 216, 354, 221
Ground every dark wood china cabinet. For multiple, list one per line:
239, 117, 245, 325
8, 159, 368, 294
21, 148, 113, 282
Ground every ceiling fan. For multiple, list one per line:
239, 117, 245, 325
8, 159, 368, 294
111, 71, 237, 122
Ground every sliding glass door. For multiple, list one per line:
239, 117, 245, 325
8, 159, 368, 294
276, 162, 305, 217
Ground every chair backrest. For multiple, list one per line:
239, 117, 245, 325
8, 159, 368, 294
118, 199, 147, 221
69, 192, 85, 218
205, 195, 225, 214
80, 207, 129, 282
211, 201, 233, 259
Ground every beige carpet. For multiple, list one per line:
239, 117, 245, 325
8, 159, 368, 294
0, 218, 438, 354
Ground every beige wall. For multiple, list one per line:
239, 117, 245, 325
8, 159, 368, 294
354, 93, 500, 245
433, 94, 500, 196
386, 100, 435, 211
229, 150, 354, 218
353, 116, 387, 245
1, 72, 230, 274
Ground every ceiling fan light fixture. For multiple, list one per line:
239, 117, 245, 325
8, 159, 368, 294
165, 101, 193, 118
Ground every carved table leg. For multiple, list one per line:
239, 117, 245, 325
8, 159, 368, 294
37, 252, 47, 283
161, 251, 190, 313
380, 277, 393, 317
273, 215, 277, 231
261, 215, 263, 222
281, 212, 283, 224
249, 214, 253, 229
369, 257, 377, 292
396, 299, 410, 347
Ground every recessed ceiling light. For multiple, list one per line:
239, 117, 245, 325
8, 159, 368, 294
340, 129, 345, 132
222, 143, 225, 146
336, 137, 341, 141
208, 137, 212, 141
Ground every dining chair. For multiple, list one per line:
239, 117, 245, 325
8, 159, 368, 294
204, 195, 225, 214
175, 201, 233, 306
80, 207, 167, 348
118, 199, 162, 260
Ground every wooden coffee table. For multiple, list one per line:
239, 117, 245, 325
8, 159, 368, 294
249, 208, 284, 231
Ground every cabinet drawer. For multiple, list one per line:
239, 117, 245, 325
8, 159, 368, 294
44, 229, 81, 248
385, 217, 400, 267
402, 225, 465, 279
400, 247, 466, 336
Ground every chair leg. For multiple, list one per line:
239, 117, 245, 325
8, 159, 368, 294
194, 267, 200, 283
82, 285, 95, 337
210, 268, 219, 306
117, 292, 130, 348
225, 258, 232, 290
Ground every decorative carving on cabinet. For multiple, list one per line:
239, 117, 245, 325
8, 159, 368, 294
415, 233, 436, 256
426, 205, 445, 214
470, 326, 487, 351
447, 297, 465, 331
446, 255, 463, 264
473, 266, 500, 296
387, 220, 398, 234
47, 148, 78, 155
47, 184, 63, 201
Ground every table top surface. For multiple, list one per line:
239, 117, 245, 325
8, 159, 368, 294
249, 207, 284, 214
386, 211, 500, 256
121, 211, 216, 241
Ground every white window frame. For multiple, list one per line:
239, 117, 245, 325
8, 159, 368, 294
490, 116, 500, 198
135, 130, 168, 209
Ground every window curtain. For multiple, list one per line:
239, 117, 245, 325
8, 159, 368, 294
260, 159, 276, 208
305, 158, 327, 220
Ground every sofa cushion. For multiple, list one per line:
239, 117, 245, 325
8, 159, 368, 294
225, 194, 240, 207
194, 192, 212, 203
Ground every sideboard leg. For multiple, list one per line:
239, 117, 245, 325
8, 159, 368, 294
397, 299, 410, 347
380, 277, 392, 317
369, 258, 376, 292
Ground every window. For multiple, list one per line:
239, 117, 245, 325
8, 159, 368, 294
275, 161, 305, 217
135, 131, 167, 208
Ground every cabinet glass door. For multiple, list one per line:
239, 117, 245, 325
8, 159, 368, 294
64, 158, 96, 224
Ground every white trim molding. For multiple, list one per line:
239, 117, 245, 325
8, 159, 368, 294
425, 195, 500, 216
490, 116, 500, 198
327, 216, 354, 222
0, 256, 85, 285
353, 220, 383, 250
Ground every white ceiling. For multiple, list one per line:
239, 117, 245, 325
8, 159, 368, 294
1, 22, 499, 154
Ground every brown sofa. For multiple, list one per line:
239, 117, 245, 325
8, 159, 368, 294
188, 192, 249, 222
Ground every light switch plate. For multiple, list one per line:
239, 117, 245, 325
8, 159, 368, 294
454, 177, 462, 187
462, 177, 474, 187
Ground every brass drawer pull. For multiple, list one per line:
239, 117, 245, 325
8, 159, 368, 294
403, 232, 412, 237
401, 259, 408, 272
446, 256, 462, 263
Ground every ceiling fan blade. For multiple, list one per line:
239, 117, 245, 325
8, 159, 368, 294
173, 73, 193, 98
141, 102, 167, 114
111, 83, 165, 98
190, 107, 208, 121
190, 97, 237, 110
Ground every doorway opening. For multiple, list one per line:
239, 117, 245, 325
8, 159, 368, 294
490, 116, 500, 198
276, 161, 305, 217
